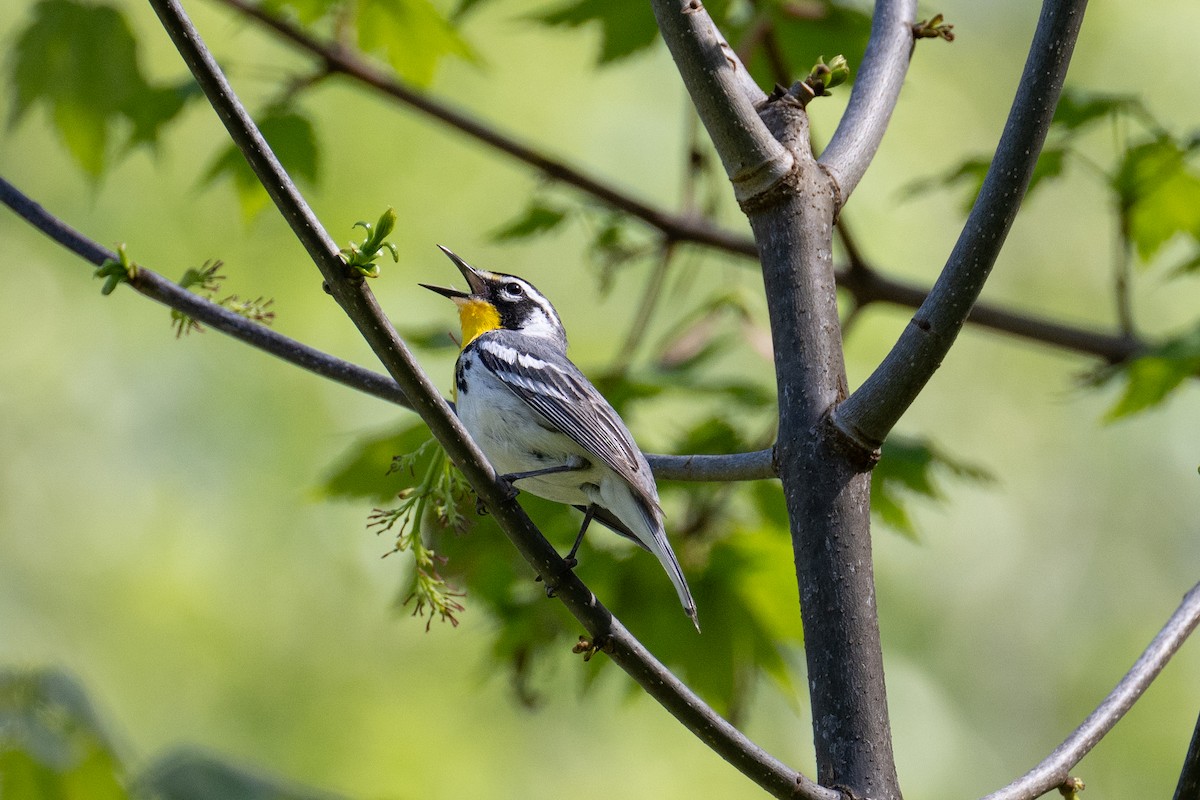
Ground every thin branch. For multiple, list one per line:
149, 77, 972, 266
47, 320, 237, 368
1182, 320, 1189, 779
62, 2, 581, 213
980, 582, 1200, 800
1174, 704, 1200, 800
144, 2, 814, 795
833, 0, 1090, 452
210, 0, 757, 259
0, 176, 409, 408
650, 0, 793, 205
836, 261, 1143, 364
648, 449, 775, 482
817, 0, 918, 205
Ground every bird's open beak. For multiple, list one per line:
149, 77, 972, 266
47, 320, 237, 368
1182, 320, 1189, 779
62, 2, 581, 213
420, 245, 487, 299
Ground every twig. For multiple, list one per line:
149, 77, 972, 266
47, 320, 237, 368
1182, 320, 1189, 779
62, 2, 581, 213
818, 0, 918, 205
143, 2, 814, 795
980, 582, 1200, 800
833, 0, 1090, 452
0, 176, 409, 408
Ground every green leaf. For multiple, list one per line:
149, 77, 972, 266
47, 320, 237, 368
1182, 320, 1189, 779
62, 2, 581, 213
906, 148, 1067, 212
1114, 137, 1200, 262
741, 1, 872, 89
871, 437, 993, 539
139, 749, 343, 800
0, 669, 128, 800
490, 203, 568, 241
534, 0, 661, 63
318, 419, 437, 502
1098, 324, 1200, 420
261, 0, 345, 25
357, 0, 478, 86
202, 110, 320, 221
1052, 88, 1146, 132
7, 0, 195, 178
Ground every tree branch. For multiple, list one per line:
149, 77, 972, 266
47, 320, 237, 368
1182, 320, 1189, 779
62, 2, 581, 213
817, 0, 918, 205
649, 448, 775, 482
833, 0, 1090, 452
143, 2, 815, 794
0, 176, 410, 408
650, 0, 793, 205
980, 582, 1200, 800
837, 261, 1143, 364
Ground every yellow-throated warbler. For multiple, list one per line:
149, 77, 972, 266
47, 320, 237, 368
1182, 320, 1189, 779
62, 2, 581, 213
423, 246, 699, 630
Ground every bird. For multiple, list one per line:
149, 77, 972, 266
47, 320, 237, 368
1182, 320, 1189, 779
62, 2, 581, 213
421, 245, 699, 631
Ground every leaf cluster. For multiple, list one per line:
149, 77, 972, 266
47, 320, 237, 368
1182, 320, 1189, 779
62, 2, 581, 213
907, 88, 1200, 420
0, 668, 337, 799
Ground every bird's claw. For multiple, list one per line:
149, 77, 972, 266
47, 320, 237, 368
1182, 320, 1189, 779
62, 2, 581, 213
495, 476, 520, 501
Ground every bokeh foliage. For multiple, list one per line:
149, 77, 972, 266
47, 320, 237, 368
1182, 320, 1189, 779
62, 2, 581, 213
2, 0, 1199, 798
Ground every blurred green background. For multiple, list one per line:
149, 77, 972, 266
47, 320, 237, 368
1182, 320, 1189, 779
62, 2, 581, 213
2, 0, 1199, 798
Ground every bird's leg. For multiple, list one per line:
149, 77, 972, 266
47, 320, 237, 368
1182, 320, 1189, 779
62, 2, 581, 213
563, 506, 596, 569
498, 454, 588, 485
541, 504, 596, 598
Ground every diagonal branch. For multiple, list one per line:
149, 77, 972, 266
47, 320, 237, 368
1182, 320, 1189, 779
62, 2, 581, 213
0, 176, 409, 408
837, 260, 1143, 364
833, 0, 1090, 452
980, 582, 1200, 800
143, 1, 815, 795
817, 0, 917, 205
650, 0, 793, 205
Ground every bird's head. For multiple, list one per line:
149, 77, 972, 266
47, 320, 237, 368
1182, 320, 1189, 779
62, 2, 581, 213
422, 246, 566, 349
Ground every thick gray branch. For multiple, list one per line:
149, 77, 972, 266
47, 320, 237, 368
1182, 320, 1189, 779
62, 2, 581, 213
651, 0, 793, 204
981, 582, 1200, 800
144, 1, 814, 794
833, 0, 1089, 451
818, 0, 917, 204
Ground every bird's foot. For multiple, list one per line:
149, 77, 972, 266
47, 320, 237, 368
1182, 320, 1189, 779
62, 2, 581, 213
493, 476, 520, 501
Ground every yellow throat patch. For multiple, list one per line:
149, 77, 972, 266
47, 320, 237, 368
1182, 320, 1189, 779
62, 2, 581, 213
456, 298, 501, 348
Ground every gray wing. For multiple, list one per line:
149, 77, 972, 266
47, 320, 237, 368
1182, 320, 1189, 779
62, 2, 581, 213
471, 334, 653, 495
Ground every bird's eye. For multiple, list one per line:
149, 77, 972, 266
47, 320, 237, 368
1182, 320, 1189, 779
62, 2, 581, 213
504, 282, 524, 297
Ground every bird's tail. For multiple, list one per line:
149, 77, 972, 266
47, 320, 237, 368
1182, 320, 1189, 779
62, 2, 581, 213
635, 499, 700, 632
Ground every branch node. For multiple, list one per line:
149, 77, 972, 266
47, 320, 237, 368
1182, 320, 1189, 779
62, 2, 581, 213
825, 407, 883, 466
913, 14, 956, 42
